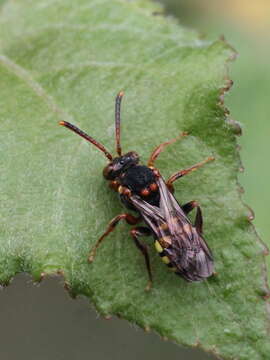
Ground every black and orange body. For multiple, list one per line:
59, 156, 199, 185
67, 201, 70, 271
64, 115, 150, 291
59, 91, 215, 290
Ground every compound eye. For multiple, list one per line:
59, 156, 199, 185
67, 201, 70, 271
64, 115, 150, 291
119, 159, 125, 165
103, 164, 114, 179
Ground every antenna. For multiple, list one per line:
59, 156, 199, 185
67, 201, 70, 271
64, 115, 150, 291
115, 91, 124, 156
59, 121, 113, 161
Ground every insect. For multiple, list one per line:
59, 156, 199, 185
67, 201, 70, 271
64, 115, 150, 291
59, 91, 214, 290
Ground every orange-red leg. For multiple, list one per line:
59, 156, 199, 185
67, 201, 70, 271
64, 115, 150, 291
148, 132, 188, 167
109, 180, 120, 192
88, 213, 141, 263
166, 156, 215, 192
182, 201, 203, 234
130, 227, 152, 291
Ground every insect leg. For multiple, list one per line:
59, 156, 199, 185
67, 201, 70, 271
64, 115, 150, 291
182, 200, 199, 214
88, 213, 141, 263
130, 227, 153, 291
109, 180, 120, 192
182, 201, 203, 234
166, 156, 215, 191
147, 132, 188, 167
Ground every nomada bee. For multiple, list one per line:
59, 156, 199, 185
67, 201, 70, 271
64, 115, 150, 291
59, 91, 214, 290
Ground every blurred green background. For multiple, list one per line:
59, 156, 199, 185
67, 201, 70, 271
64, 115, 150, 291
2, 1, 269, 360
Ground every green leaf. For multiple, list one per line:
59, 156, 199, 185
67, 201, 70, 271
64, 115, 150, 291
1, 0, 269, 359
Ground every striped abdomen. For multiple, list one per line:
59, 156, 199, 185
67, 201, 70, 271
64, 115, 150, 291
154, 239, 177, 272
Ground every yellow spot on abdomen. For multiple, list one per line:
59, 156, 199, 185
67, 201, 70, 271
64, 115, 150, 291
155, 240, 163, 253
161, 256, 170, 264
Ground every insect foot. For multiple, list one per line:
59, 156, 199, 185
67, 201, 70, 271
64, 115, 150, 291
145, 280, 153, 292
88, 252, 95, 263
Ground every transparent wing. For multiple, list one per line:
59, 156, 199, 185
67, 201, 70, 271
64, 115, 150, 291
156, 175, 214, 281
129, 176, 214, 281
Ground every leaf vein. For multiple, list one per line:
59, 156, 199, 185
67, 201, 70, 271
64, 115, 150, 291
0, 54, 73, 122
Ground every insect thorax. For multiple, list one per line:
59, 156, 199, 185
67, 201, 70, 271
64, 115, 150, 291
120, 165, 160, 207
